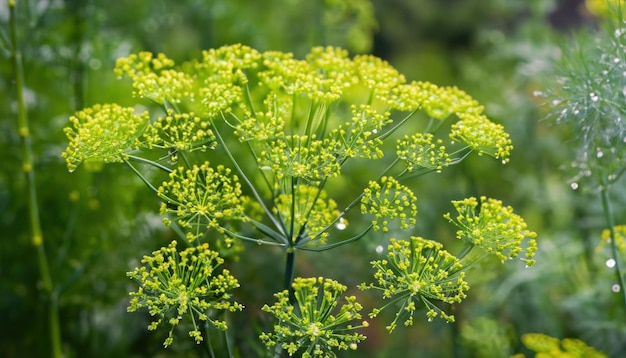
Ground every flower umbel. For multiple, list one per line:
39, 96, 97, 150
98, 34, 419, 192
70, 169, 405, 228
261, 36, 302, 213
359, 237, 469, 332
143, 110, 216, 153
158, 162, 248, 241
444, 196, 537, 266
450, 113, 513, 162
127, 241, 243, 348
273, 185, 340, 245
518, 333, 608, 358
397, 133, 451, 173
260, 277, 368, 357
62, 104, 149, 172
360, 176, 417, 232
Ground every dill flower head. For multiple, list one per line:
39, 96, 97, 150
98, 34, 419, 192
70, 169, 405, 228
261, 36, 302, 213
360, 176, 417, 232
143, 110, 216, 153
158, 162, 248, 241
597, 225, 626, 256
62, 104, 149, 172
127, 241, 243, 348
586, 0, 625, 18
397, 132, 451, 173
519, 333, 608, 358
258, 134, 342, 181
115, 52, 195, 105
359, 236, 469, 332
444, 196, 538, 266
273, 185, 340, 245
450, 113, 513, 163
260, 277, 368, 357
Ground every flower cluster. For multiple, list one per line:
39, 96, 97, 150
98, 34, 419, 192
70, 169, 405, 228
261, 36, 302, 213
597, 225, 626, 256
158, 162, 248, 241
586, 0, 625, 18
127, 241, 243, 348
513, 333, 608, 358
389, 81, 483, 117
360, 176, 417, 232
444, 196, 537, 266
273, 186, 340, 245
260, 277, 368, 357
359, 237, 469, 331
142, 110, 216, 153
259, 134, 341, 181
450, 113, 513, 162
62, 104, 149, 172
115, 52, 195, 105
397, 133, 451, 172
326, 104, 391, 161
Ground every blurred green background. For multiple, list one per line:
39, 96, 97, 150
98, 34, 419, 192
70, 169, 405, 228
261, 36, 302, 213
2, 0, 625, 356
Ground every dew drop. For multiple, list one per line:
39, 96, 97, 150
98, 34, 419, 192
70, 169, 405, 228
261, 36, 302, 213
336, 217, 347, 230
532, 90, 544, 97
570, 182, 579, 190
375, 245, 384, 254
614, 57, 621, 63
612, 284, 621, 293
606, 258, 616, 268
590, 93, 599, 102
573, 109, 580, 115
597, 150, 604, 158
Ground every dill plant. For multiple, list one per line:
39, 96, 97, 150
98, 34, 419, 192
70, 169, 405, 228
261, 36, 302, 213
62, 44, 536, 356
541, 2, 626, 314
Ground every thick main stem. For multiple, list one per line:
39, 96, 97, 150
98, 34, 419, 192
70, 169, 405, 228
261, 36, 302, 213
9, 1, 62, 357
600, 183, 626, 316
284, 249, 297, 296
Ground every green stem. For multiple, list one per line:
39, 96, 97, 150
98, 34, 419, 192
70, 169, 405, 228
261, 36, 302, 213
599, 180, 626, 315
126, 154, 173, 173
284, 248, 296, 298
9, 1, 62, 357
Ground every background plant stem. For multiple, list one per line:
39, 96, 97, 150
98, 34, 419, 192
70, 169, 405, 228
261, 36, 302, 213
600, 181, 626, 316
9, 1, 62, 357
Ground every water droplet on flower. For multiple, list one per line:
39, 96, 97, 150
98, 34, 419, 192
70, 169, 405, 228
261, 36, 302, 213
606, 258, 616, 268
501, 160, 507, 165
375, 245, 384, 254
570, 182, 578, 190
612, 284, 621, 293
336, 217, 347, 230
